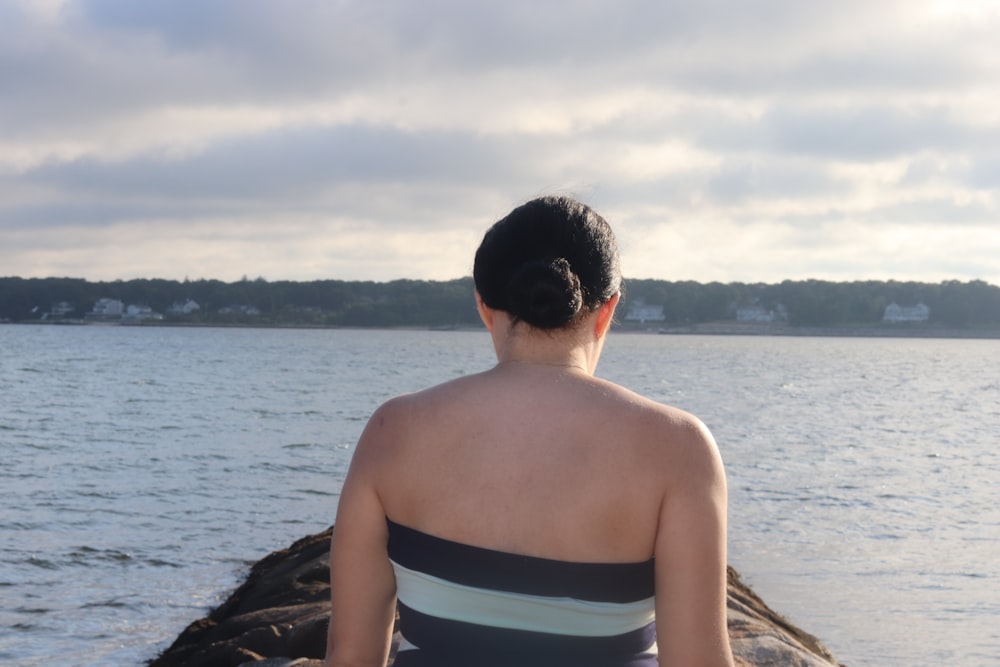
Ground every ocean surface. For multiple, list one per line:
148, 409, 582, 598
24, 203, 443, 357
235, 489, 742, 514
1, 324, 997, 666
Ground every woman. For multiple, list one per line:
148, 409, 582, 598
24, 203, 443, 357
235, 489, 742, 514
326, 196, 734, 667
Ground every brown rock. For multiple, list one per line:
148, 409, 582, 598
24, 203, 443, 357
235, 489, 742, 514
285, 611, 331, 658
726, 567, 843, 666
149, 527, 845, 667
149, 530, 333, 667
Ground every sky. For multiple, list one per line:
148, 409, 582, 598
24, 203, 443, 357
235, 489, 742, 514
1, 0, 999, 285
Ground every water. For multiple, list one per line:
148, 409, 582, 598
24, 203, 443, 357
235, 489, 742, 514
1, 325, 997, 666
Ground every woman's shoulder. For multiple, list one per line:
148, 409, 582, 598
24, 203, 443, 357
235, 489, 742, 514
361, 373, 491, 438
380, 372, 490, 413
595, 376, 708, 428
592, 377, 719, 464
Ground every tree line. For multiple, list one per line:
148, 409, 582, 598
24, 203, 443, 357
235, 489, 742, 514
1, 275, 999, 330
624, 278, 1000, 328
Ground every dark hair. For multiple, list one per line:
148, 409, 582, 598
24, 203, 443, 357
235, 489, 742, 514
473, 196, 621, 329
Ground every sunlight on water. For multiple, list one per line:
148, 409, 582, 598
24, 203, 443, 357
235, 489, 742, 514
1, 326, 998, 666
599, 334, 1000, 666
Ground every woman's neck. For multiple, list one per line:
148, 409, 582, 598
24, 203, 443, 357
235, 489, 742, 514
493, 328, 598, 375
495, 356, 590, 374
482, 302, 613, 376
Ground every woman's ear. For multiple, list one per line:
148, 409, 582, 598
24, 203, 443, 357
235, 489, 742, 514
594, 292, 620, 338
475, 291, 495, 332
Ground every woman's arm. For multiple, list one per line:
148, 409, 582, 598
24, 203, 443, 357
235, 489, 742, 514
325, 403, 400, 667
654, 416, 735, 667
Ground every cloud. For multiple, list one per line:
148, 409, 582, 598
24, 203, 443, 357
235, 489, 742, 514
760, 106, 981, 160
24, 125, 509, 195
1, 0, 998, 284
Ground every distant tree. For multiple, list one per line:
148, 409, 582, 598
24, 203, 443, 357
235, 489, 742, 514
1, 276, 998, 330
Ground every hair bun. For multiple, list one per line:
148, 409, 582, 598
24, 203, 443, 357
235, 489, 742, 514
505, 257, 584, 329
473, 196, 621, 329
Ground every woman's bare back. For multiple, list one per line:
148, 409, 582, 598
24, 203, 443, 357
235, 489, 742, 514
370, 363, 702, 564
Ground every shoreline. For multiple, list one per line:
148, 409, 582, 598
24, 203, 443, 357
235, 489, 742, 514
8, 318, 1000, 340
639, 321, 1000, 339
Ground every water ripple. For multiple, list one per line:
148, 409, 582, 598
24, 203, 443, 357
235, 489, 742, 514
2, 327, 997, 667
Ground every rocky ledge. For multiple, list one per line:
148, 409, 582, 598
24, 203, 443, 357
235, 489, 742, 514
148, 527, 845, 667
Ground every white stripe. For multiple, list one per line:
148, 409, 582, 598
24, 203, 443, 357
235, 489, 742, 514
396, 635, 419, 652
390, 559, 655, 637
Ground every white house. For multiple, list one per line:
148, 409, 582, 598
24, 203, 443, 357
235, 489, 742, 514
735, 302, 788, 322
219, 304, 261, 316
90, 298, 124, 316
883, 302, 930, 322
49, 302, 75, 317
624, 299, 665, 324
167, 299, 200, 315
122, 304, 163, 322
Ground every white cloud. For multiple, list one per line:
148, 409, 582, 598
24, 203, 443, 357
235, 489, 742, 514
1, 0, 998, 285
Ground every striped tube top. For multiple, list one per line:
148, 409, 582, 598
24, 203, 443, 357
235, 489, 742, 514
386, 517, 657, 667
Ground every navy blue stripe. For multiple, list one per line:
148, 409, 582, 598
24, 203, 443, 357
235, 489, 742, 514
386, 518, 654, 603
394, 601, 657, 667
